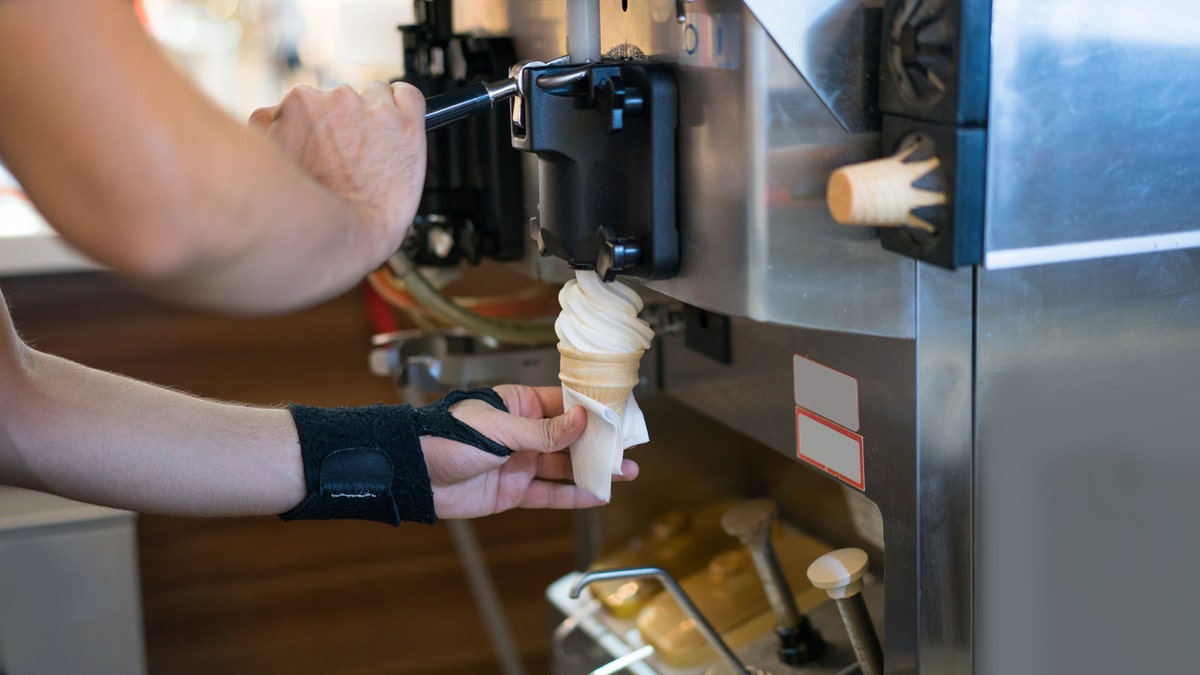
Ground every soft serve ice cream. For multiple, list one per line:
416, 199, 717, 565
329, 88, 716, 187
555, 270, 654, 356
555, 270, 654, 501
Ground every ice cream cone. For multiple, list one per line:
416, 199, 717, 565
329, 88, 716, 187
558, 343, 644, 413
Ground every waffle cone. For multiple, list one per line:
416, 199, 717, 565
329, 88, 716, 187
558, 344, 644, 412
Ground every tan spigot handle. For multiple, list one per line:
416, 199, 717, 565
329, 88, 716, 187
827, 142, 946, 234
721, 499, 825, 666
807, 548, 884, 675
720, 499, 801, 630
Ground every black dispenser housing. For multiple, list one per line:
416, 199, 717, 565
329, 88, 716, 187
513, 62, 679, 282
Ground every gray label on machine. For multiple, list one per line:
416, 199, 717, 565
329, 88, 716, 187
792, 354, 860, 431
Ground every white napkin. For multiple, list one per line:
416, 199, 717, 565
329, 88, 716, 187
562, 387, 650, 502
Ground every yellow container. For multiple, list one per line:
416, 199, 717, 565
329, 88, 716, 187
585, 499, 741, 619
635, 527, 833, 669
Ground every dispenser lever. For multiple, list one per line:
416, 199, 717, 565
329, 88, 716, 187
424, 78, 519, 132
720, 499, 825, 666
806, 548, 884, 675
424, 56, 570, 133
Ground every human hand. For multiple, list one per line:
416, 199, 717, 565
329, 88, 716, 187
420, 385, 640, 519
248, 81, 427, 265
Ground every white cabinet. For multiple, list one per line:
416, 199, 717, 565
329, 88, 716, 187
0, 488, 145, 675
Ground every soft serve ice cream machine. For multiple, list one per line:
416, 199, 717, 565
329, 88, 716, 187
397, 1, 1200, 673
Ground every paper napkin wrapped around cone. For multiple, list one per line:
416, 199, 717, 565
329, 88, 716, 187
558, 344, 649, 501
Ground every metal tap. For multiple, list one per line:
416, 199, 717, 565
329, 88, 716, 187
569, 567, 765, 675
720, 499, 825, 666
369, 329, 558, 403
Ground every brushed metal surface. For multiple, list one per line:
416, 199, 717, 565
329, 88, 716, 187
975, 249, 1200, 674
914, 263, 975, 675
985, 0, 1200, 267
643, 0, 914, 337
660, 316, 920, 674
741, 0, 882, 133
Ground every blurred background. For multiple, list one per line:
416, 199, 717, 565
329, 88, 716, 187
138, 0, 414, 115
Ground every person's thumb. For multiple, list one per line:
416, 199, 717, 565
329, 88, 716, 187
247, 104, 279, 132
480, 406, 586, 454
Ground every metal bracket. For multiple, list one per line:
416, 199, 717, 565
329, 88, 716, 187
369, 330, 559, 402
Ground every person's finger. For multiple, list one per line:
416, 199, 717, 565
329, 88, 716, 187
360, 80, 393, 108
528, 385, 566, 418
517, 481, 610, 510
531, 454, 639, 484
613, 458, 640, 482
532, 452, 574, 481
492, 384, 533, 417
247, 105, 278, 131
389, 80, 425, 114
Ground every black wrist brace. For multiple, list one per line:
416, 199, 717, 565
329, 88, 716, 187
279, 388, 511, 526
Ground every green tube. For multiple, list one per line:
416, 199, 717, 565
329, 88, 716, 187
389, 255, 559, 346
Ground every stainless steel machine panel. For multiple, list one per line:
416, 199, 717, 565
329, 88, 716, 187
457, 0, 917, 338
741, 0, 882, 134
975, 249, 1200, 674
985, 0, 1200, 268
658, 261, 977, 675
648, 25, 913, 338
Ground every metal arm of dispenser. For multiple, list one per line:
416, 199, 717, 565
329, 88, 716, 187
570, 567, 760, 675
424, 79, 519, 132
369, 329, 559, 402
423, 57, 573, 133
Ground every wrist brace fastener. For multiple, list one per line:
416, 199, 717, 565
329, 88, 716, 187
279, 388, 510, 526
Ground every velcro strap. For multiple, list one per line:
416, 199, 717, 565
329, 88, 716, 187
279, 388, 511, 526
412, 388, 511, 457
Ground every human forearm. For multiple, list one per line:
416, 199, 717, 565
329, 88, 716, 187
0, 0, 424, 314
125, 161, 383, 314
0, 293, 636, 520
0, 346, 306, 517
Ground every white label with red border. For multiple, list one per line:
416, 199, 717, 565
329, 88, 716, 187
795, 406, 865, 490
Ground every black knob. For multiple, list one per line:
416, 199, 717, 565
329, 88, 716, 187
596, 75, 644, 134
776, 619, 826, 666
596, 227, 641, 282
